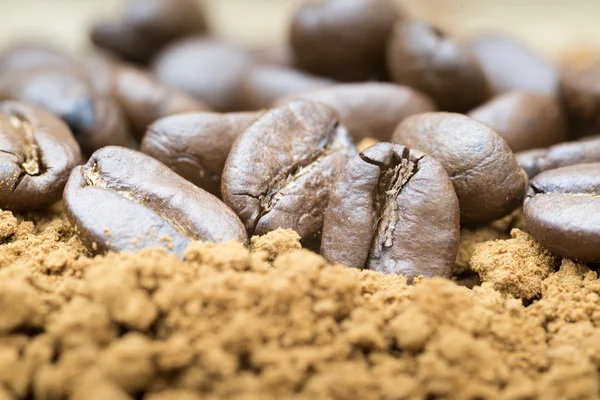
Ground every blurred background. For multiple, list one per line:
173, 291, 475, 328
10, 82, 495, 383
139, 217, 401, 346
0, 0, 597, 62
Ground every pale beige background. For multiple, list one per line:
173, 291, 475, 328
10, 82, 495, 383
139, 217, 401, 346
0, 0, 597, 60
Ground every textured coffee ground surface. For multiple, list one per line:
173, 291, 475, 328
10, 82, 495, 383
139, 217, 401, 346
0, 206, 599, 399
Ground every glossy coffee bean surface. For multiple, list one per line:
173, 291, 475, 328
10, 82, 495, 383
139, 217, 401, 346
321, 142, 459, 278
64, 146, 247, 256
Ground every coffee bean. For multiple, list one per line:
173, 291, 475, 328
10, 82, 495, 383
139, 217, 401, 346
0, 67, 135, 155
0, 43, 74, 75
152, 38, 253, 112
468, 92, 566, 152
275, 83, 435, 142
559, 61, 600, 138
141, 111, 262, 196
321, 142, 459, 278
468, 33, 558, 96
387, 20, 489, 112
250, 44, 293, 68
516, 135, 600, 178
290, 0, 401, 82
91, 0, 209, 65
0, 101, 81, 211
221, 100, 356, 241
392, 112, 528, 225
524, 163, 600, 262
64, 146, 247, 256
237, 65, 332, 111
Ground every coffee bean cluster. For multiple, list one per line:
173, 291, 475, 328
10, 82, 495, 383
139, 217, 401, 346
1, 0, 599, 278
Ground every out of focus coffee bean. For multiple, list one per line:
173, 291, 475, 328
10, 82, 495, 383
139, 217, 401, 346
290, 0, 401, 81
91, 0, 209, 64
0, 67, 135, 155
237, 65, 332, 111
0, 43, 75, 75
250, 44, 293, 67
468, 92, 566, 152
392, 112, 528, 225
560, 61, 600, 138
0, 101, 81, 211
221, 100, 356, 241
387, 20, 489, 112
152, 38, 253, 111
321, 142, 459, 278
275, 83, 435, 142
141, 111, 262, 196
64, 146, 247, 256
516, 135, 600, 178
468, 33, 558, 96
524, 163, 600, 262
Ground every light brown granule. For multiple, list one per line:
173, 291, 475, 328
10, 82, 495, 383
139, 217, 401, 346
0, 207, 599, 399
250, 228, 302, 260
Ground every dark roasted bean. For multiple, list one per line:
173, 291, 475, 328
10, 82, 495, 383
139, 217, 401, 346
237, 65, 332, 111
221, 100, 356, 241
0, 101, 81, 211
468, 91, 566, 152
559, 61, 600, 138
64, 146, 246, 256
290, 0, 401, 82
275, 83, 435, 142
321, 142, 459, 278
392, 112, 528, 225
468, 33, 558, 96
91, 0, 209, 65
0, 67, 135, 155
524, 163, 600, 262
152, 38, 253, 111
387, 20, 489, 112
141, 111, 262, 196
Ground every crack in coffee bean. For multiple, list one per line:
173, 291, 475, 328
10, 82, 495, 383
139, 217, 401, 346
8, 113, 42, 176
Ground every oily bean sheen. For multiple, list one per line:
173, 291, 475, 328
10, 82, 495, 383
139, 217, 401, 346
321, 143, 459, 279
559, 61, 600, 138
516, 135, 600, 178
274, 83, 435, 142
468, 34, 558, 96
91, 0, 209, 64
0, 67, 135, 155
237, 65, 333, 111
524, 163, 600, 262
221, 100, 356, 241
387, 20, 489, 112
152, 38, 253, 112
468, 92, 566, 152
290, 0, 400, 82
141, 111, 262, 196
64, 146, 247, 256
392, 112, 528, 225
0, 101, 81, 211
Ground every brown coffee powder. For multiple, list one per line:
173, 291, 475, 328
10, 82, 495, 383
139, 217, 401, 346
0, 206, 599, 400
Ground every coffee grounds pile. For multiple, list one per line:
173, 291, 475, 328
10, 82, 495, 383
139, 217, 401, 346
1, 206, 600, 400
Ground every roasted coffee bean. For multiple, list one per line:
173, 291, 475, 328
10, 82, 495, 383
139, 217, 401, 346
290, 0, 401, 82
141, 111, 262, 196
250, 44, 293, 67
468, 92, 566, 152
64, 146, 246, 256
221, 100, 356, 241
559, 61, 600, 138
0, 67, 135, 155
524, 163, 600, 262
91, 0, 209, 64
392, 112, 528, 225
515, 134, 600, 178
275, 83, 435, 142
321, 142, 459, 278
469, 33, 558, 96
0, 101, 81, 211
387, 20, 489, 112
152, 38, 253, 111
0, 43, 75, 75
237, 65, 332, 111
